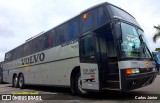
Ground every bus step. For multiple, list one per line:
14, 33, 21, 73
108, 62, 118, 64
106, 80, 119, 83
102, 88, 120, 91
105, 80, 120, 88
107, 73, 119, 80
108, 73, 119, 76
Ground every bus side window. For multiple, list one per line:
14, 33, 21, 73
39, 35, 45, 51
80, 33, 95, 63
11, 50, 16, 61
44, 29, 57, 49
50, 29, 56, 46
32, 38, 38, 53
81, 11, 94, 33
18, 46, 23, 59
94, 7, 108, 28
56, 23, 68, 45
45, 32, 53, 49
32, 35, 45, 53
69, 17, 80, 40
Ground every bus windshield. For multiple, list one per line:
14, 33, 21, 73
120, 22, 151, 59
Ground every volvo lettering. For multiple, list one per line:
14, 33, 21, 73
21, 52, 45, 65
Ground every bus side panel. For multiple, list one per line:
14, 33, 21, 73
3, 41, 79, 87
3, 62, 17, 84
23, 57, 79, 86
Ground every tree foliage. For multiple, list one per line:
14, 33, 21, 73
153, 25, 160, 43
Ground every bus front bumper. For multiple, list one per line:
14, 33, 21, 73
120, 71, 157, 91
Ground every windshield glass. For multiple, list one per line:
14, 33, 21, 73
137, 29, 151, 50
120, 22, 151, 59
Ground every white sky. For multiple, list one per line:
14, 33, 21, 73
0, 0, 160, 61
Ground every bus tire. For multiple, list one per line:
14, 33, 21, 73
18, 74, 25, 89
75, 72, 87, 95
0, 75, 3, 84
71, 77, 77, 96
13, 75, 19, 88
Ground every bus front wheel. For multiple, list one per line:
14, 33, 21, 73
18, 74, 25, 89
75, 72, 87, 95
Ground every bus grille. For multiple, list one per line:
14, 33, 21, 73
124, 75, 156, 90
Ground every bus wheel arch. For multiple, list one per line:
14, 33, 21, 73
18, 73, 25, 89
70, 66, 87, 95
70, 66, 80, 95
12, 73, 19, 88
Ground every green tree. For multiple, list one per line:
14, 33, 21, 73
153, 25, 160, 43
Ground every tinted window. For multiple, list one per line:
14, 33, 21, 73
16, 46, 23, 59
23, 41, 32, 57
45, 31, 54, 49
50, 29, 56, 46
94, 7, 108, 28
32, 35, 44, 53
10, 50, 16, 61
9, 48, 20, 61
69, 17, 80, 40
56, 23, 68, 44
81, 11, 94, 33
81, 34, 94, 56
31, 38, 38, 53
44, 29, 57, 49
109, 5, 140, 27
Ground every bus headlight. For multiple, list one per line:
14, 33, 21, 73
126, 68, 140, 75
134, 68, 140, 73
152, 68, 156, 71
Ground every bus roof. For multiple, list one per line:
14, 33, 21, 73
80, 2, 107, 14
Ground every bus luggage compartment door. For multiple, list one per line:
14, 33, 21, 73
80, 63, 99, 90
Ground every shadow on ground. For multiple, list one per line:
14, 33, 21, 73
6, 85, 150, 100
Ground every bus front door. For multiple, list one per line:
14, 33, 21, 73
94, 27, 120, 90
79, 32, 100, 91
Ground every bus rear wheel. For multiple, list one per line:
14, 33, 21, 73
75, 72, 87, 95
0, 75, 3, 84
18, 74, 25, 89
13, 75, 19, 88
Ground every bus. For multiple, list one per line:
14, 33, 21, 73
0, 61, 4, 84
3, 2, 157, 95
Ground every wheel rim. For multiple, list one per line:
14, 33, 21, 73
14, 77, 18, 86
78, 76, 86, 93
19, 76, 23, 87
